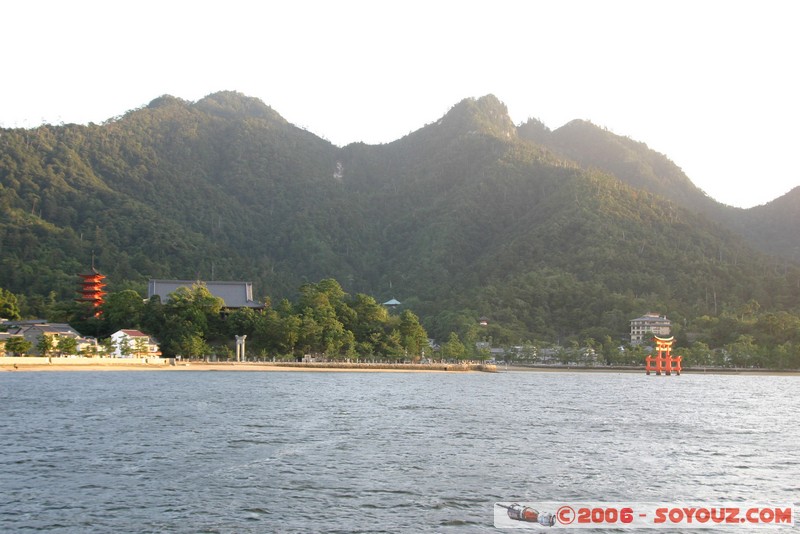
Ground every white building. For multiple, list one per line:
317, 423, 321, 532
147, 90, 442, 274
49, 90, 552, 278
110, 329, 160, 358
630, 313, 671, 344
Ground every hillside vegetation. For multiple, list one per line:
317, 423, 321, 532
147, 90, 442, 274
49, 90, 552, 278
1, 92, 799, 359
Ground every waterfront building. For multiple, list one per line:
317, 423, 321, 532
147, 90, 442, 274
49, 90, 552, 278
110, 329, 161, 358
630, 313, 671, 344
2, 321, 97, 356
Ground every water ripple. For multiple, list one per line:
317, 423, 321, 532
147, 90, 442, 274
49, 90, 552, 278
0, 371, 797, 532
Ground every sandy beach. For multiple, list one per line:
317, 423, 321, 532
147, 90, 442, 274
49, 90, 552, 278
3, 359, 796, 375
0, 359, 496, 373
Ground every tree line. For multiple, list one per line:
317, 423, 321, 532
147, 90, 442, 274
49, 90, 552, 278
4, 91, 800, 347
1, 279, 432, 361
3, 278, 800, 368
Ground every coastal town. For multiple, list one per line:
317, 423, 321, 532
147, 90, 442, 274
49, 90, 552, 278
1, 269, 795, 374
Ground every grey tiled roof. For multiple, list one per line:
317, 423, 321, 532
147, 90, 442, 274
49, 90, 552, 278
147, 280, 261, 308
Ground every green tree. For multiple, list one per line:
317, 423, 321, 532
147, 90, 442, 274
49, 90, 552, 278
102, 290, 146, 333
398, 309, 428, 360
463, 323, 481, 359
281, 313, 302, 356
133, 336, 149, 358
683, 341, 712, 367
4, 336, 32, 356
36, 335, 55, 357
81, 342, 99, 358
727, 335, 757, 368
140, 296, 166, 341
165, 284, 224, 334
158, 284, 224, 358
99, 337, 116, 357
297, 310, 323, 356
382, 329, 404, 360
56, 336, 79, 357
119, 336, 133, 357
755, 312, 800, 346
599, 335, 617, 365
737, 299, 761, 321
0, 288, 21, 320
347, 293, 389, 345
258, 302, 301, 356
295, 280, 354, 358
171, 334, 208, 359
441, 332, 466, 361
226, 307, 261, 338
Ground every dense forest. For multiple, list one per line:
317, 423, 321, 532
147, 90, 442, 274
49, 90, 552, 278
1, 92, 799, 366
21, 279, 431, 363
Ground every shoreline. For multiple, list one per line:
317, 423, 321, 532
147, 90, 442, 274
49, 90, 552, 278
0, 358, 496, 373
502, 364, 800, 376
2, 358, 797, 376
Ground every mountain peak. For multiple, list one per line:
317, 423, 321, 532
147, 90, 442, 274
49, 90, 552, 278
437, 94, 517, 140
517, 117, 552, 144
146, 94, 189, 110
195, 91, 285, 122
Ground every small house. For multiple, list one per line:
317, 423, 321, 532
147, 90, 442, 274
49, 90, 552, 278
110, 329, 161, 358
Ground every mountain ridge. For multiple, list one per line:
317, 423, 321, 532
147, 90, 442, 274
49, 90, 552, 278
1, 91, 798, 343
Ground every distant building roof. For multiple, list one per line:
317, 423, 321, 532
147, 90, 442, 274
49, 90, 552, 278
2, 319, 50, 327
114, 329, 149, 338
383, 298, 401, 306
631, 313, 671, 325
147, 279, 261, 308
15, 323, 82, 337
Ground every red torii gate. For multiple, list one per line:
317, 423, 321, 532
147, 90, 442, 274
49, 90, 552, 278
645, 335, 682, 376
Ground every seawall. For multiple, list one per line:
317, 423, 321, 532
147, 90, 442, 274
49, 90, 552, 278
0, 356, 171, 369
265, 362, 497, 372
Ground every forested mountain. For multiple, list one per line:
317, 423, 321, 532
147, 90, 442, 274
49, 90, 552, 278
520, 116, 800, 262
1, 92, 799, 344
720, 187, 800, 261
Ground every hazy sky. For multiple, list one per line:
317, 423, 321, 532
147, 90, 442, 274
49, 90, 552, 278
2, 0, 797, 208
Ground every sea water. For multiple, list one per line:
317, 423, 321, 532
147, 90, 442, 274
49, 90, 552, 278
0, 370, 797, 532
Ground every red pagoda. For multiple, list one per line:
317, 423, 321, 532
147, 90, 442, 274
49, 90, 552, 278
77, 265, 107, 317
